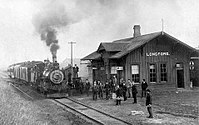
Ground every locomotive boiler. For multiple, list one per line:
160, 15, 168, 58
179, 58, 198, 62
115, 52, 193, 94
8, 58, 69, 98
41, 60, 66, 95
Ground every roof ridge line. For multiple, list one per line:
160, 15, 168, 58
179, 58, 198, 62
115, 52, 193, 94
113, 31, 162, 43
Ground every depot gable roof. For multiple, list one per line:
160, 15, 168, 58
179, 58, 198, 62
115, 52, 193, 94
110, 32, 162, 58
110, 32, 197, 59
81, 51, 101, 60
97, 42, 129, 52
82, 31, 197, 60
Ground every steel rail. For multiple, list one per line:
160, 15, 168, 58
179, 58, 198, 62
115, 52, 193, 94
56, 97, 133, 125
9, 82, 34, 100
7, 79, 132, 125
53, 99, 104, 125
6, 80, 104, 125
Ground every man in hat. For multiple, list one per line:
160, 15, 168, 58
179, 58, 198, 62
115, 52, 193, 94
122, 81, 127, 101
146, 89, 153, 118
85, 79, 91, 96
141, 79, 148, 98
126, 79, 132, 98
73, 64, 79, 78
132, 82, 138, 104
116, 85, 122, 105
92, 81, 98, 100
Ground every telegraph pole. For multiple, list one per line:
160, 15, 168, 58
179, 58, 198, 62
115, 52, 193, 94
68, 42, 76, 67
68, 42, 76, 80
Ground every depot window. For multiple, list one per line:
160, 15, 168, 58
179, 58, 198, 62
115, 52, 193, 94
131, 65, 140, 83
160, 63, 167, 82
149, 64, 157, 83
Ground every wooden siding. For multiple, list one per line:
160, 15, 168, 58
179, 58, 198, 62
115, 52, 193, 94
125, 35, 192, 90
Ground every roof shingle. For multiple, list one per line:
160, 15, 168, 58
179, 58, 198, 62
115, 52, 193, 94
110, 32, 161, 58
98, 42, 128, 52
82, 31, 196, 60
81, 51, 101, 60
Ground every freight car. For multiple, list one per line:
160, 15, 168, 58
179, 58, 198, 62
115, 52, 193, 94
8, 60, 69, 98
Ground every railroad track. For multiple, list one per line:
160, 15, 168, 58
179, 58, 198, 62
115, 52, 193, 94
8, 81, 35, 100
6, 79, 132, 125
53, 98, 132, 125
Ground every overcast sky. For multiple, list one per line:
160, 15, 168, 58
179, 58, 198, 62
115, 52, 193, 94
0, 0, 199, 68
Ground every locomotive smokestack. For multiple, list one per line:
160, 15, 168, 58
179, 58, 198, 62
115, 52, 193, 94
51, 50, 57, 63
50, 41, 59, 63
52, 55, 57, 63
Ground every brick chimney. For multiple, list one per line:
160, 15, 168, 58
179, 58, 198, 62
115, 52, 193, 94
133, 25, 141, 37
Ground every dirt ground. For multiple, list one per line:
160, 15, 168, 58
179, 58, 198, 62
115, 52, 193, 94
72, 89, 199, 125
1, 69, 198, 125
0, 71, 93, 125
152, 89, 199, 117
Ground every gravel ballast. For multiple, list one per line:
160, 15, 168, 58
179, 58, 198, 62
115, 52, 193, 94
0, 77, 93, 125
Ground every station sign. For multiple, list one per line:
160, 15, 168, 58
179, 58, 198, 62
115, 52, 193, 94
117, 66, 123, 70
146, 52, 170, 57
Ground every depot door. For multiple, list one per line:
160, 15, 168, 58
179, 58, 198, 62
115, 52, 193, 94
177, 69, 184, 88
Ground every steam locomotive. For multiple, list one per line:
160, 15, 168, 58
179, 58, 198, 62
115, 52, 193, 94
7, 59, 71, 97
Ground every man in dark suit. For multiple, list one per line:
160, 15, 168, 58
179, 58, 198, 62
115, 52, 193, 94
104, 81, 110, 100
73, 64, 79, 78
85, 79, 91, 96
141, 79, 148, 98
132, 83, 138, 103
122, 82, 127, 101
146, 89, 153, 118
92, 81, 98, 100
116, 85, 122, 105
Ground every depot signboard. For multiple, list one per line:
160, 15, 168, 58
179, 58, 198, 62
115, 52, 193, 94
146, 52, 170, 57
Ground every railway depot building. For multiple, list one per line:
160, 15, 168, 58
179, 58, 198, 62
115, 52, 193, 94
82, 25, 199, 90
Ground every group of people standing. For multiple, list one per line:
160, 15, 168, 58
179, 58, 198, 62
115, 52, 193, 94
92, 80, 112, 100
114, 78, 138, 105
91, 77, 136, 102
75, 77, 153, 118
91, 78, 153, 118
90, 77, 143, 103
68, 79, 91, 96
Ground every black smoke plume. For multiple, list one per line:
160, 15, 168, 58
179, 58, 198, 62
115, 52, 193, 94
32, 1, 78, 61
32, 0, 128, 61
